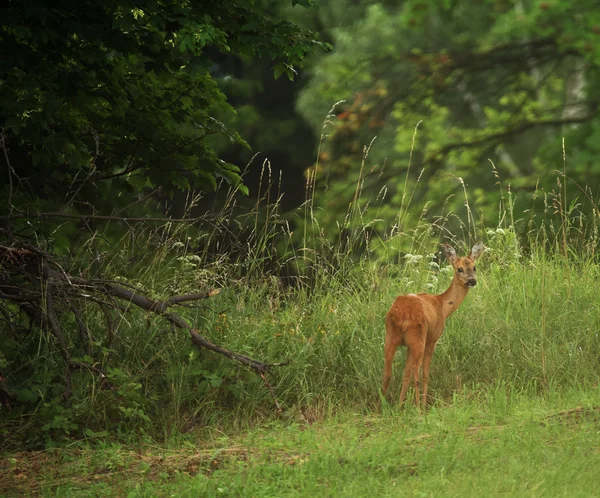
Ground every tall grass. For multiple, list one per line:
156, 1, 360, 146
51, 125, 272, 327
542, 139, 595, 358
1, 132, 600, 448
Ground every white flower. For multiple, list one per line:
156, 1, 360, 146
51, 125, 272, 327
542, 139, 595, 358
403, 254, 423, 265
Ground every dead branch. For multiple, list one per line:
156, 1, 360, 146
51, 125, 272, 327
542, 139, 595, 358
165, 289, 221, 306
0, 240, 288, 408
259, 372, 283, 412
68, 361, 108, 383
78, 294, 130, 313
0, 212, 204, 224
61, 128, 100, 210
147, 289, 222, 313
0, 305, 16, 336
44, 278, 77, 400
92, 280, 286, 374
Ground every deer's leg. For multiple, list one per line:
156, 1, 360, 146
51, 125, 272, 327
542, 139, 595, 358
378, 331, 400, 412
382, 335, 399, 397
412, 341, 426, 409
400, 326, 425, 408
398, 349, 415, 406
421, 342, 436, 409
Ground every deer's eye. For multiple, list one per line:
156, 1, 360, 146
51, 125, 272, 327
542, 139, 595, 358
457, 268, 464, 273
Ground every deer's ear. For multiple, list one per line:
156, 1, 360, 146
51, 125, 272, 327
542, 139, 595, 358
469, 241, 486, 261
442, 243, 457, 264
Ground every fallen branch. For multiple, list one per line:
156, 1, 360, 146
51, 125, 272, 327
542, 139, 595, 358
164, 290, 222, 307
0, 242, 289, 408
93, 279, 287, 374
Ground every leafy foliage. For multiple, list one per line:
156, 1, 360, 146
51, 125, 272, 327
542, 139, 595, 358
206, 1, 326, 211
297, 0, 600, 239
1, 0, 328, 211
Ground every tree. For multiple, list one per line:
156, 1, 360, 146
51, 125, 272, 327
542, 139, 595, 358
205, 0, 326, 212
1, 0, 329, 215
296, 0, 600, 249
0, 0, 331, 443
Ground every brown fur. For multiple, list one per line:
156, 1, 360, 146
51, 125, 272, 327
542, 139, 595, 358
379, 242, 485, 410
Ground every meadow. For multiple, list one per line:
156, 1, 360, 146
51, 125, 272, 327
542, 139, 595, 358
1, 166, 600, 497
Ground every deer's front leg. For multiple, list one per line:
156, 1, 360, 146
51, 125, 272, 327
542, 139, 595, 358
421, 342, 437, 409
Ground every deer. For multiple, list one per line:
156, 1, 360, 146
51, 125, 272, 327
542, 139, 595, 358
379, 241, 486, 411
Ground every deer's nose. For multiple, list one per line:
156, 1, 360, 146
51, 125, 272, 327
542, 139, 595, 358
466, 278, 477, 287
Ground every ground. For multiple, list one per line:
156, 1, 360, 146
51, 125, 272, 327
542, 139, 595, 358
2, 391, 599, 497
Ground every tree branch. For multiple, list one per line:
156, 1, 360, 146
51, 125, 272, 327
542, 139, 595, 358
45, 282, 70, 363
0, 212, 204, 223
92, 280, 287, 374
164, 290, 221, 307
0, 240, 289, 409
424, 114, 597, 166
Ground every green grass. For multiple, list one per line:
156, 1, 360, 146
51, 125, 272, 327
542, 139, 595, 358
2, 389, 600, 497
2, 227, 600, 447
2, 142, 600, 496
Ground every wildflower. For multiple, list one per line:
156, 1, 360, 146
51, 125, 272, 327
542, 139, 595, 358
403, 253, 423, 265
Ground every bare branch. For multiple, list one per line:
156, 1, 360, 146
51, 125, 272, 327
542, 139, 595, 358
99, 303, 116, 348
115, 188, 159, 216
45, 282, 70, 363
259, 372, 283, 412
68, 361, 108, 382
0, 238, 288, 409
164, 289, 221, 307
0, 212, 204, 224
89, 279, 286, 374
45, 280, 76, 400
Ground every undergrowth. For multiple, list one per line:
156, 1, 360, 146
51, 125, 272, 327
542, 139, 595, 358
1, 137, 599, 451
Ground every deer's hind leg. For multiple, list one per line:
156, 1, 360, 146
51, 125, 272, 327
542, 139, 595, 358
378, 324, 401, 411
399, 325, 426, 408
382, 333, 400, 397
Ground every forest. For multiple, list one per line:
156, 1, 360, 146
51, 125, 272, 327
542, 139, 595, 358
1, 1, 600, 495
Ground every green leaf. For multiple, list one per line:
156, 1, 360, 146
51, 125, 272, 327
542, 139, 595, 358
273, 62, 287, 80
15, 389, 38, 403
1, 0, 327, 210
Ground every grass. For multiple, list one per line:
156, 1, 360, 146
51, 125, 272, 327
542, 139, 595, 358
2, 389, 600, 497
1, 130, 600, 494
2, 186, 600, 449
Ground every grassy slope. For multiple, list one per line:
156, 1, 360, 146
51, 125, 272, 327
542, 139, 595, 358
2, 390, 600, 497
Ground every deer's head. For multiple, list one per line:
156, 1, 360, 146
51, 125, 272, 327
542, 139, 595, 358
443, 242, 486, 288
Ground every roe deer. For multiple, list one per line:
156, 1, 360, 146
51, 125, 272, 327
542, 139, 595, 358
379, 241, 486, 410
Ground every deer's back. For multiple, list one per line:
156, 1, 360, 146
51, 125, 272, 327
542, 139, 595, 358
386, 293, 444, 345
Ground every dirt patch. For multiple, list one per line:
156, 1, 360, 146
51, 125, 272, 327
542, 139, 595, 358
0, 445, 249, 496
